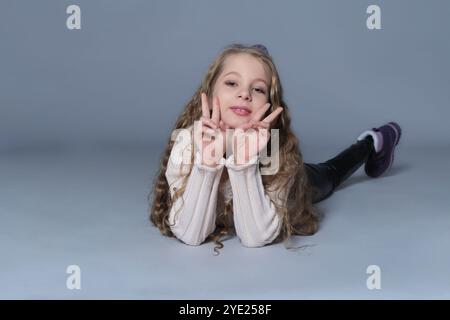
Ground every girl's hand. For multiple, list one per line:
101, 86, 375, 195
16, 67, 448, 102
232, 103, 284, 165
193, 93, 227, 167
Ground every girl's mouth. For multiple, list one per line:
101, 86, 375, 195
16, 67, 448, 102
230, 108, 251, 116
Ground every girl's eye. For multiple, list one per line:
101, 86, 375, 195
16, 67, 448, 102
253, 87, 266, 94
225, 81, 266, 94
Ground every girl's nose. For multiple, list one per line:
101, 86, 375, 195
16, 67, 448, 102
237, 89, 252, 101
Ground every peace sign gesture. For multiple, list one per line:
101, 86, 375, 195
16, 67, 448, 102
232, 103, 284, 165
193, 93, 227, 167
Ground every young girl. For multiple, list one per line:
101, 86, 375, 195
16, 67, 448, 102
149, 44, 402, 254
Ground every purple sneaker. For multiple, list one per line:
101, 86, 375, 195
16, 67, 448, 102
357, 122, 402, 178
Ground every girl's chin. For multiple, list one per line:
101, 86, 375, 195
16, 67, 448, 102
222, 120, 245, 130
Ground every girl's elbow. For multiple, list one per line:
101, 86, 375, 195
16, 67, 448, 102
170, 226, 206, 246
180, 236, 205, 246
239, 226, 281, 248
239, 236, 269, 248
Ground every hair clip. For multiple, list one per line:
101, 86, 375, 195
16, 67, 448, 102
251, 44, 269, 55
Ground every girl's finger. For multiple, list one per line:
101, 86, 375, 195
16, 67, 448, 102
219, 120, 229, 132
254, 121, 270, 129
211, 96, 220, 125
250, 103, 271, 123
248, 119, 269, 130
257, 128, 270, 145
201, 116, 218, 129
263, 106, 284, 124
203, 126, 216, 138
201, 93, 211, 119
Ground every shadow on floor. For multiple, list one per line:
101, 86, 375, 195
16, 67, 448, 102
336, 162, 412, 191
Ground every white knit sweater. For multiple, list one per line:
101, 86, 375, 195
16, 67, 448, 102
165, 125, 290, 247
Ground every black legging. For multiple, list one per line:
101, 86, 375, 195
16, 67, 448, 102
304, 136, 374, 204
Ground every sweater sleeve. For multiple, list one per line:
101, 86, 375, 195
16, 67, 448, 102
165, 129, 225, 246
225, 155, 285, 247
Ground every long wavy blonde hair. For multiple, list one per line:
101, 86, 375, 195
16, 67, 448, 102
149, 44, 320, 254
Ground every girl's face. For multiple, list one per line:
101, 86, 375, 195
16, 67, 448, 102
212, 53, 270, 128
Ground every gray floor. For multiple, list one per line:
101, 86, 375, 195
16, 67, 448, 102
1, 144, 450, 299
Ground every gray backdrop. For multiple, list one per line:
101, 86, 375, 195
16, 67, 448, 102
2, 0, 449, 150
1, 0, 450, 299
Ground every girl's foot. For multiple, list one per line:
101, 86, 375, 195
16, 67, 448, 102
357, 122, 402, 178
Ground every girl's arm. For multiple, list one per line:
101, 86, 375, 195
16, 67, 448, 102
225, 155, 288, 248
165, 130, 224, 246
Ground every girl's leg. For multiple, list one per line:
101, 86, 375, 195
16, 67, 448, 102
304, 121, 402, 204
305, 136, 374, 204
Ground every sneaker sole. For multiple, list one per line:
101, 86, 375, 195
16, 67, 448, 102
387, 122, 402, 146
382, 122, 401, 175
369, 122, 401, 177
